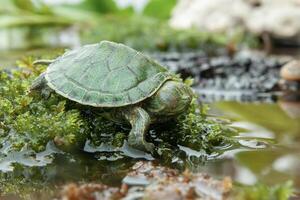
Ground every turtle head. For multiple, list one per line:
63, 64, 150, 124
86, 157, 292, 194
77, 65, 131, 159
146, 80, 193, 116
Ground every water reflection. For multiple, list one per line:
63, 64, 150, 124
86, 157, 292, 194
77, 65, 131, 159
278, 91, 300, 119
0, 152, 137, 199
203, 99, 300, 191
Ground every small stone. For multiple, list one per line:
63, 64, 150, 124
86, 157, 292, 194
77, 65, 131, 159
280, 60, 300, 81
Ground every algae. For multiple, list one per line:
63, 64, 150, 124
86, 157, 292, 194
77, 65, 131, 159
0, 58, 88, 152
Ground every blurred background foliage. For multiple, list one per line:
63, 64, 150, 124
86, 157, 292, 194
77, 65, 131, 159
143, 0, 177, 19
0, 0, 258, 53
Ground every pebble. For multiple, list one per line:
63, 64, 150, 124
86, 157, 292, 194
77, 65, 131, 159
280, 60, 300, 81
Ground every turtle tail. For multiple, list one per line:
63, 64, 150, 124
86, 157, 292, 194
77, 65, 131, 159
33, 59, 55, 65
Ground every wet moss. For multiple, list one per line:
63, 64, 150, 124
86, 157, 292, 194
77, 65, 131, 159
0, 58, 88, 152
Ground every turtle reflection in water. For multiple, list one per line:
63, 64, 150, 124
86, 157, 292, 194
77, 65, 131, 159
30, 41, 193, 153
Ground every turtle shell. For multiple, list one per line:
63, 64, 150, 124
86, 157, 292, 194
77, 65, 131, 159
45, 41, 174, 107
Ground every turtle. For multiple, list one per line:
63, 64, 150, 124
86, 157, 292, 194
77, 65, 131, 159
29, 40, 193, 153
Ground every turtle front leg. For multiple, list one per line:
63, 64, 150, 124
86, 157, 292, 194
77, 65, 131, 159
123, 107, 155, 153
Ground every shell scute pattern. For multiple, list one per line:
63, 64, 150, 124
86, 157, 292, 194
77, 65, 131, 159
101, 67, 139, 93
45, 41, 173, 107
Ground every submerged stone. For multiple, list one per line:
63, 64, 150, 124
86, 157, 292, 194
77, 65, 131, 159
61, 183, 122, 200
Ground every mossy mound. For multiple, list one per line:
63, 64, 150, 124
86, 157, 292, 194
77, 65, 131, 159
0, 56, 237, 170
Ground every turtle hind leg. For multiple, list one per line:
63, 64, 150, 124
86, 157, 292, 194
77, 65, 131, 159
29, 72, 47, 91
123, 107, 155, 153
28, 72, 52, 98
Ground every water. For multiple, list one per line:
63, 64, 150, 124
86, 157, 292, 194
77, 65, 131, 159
205, 101, 300, 190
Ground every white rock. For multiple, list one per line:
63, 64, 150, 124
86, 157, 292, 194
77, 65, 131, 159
246, 4, 300, 37
170, 0, 251, 32
170, 0, 300, 38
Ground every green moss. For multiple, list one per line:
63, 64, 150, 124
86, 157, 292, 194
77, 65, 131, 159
153, 99, 234, 150
0, 58, 88, 152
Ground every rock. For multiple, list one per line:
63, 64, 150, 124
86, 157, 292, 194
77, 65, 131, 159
169, 0, 250, 33
280, 60, 300, 81
143, 171, 232, 200
246, 0, 300, 38
125, 162, 232, 200
124, 161, 178, 183
170, 0, 300, 38
61, 183, 122, 200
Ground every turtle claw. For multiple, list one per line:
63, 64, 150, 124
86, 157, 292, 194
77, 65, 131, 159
128, 135, 155, 154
